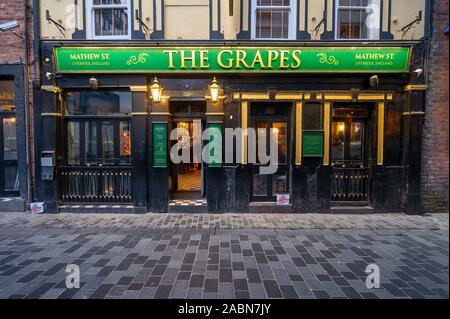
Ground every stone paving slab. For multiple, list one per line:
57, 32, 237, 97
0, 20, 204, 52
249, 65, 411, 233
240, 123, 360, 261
0, 212, 448, 231
0, 212, 448, 299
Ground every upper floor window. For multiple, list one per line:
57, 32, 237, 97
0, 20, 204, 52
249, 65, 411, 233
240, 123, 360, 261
87, 0, 131, 39
336, 0, 380, 40
252, 0, 297, 40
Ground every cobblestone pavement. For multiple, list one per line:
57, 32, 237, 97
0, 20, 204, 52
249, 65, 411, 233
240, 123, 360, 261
0, 212, 448, 299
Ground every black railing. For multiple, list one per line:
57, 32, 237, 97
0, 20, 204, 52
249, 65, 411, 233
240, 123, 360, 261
60, 165, 132, 203
331, 163, 370, 203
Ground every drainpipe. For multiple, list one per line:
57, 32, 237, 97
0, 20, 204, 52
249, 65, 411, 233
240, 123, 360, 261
423, 0, 434, 88
31, 0, 41, 202
24, 0, 32, 204
32, 0, 41, 88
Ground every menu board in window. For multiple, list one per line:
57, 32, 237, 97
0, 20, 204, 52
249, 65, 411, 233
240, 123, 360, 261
153, 123, 167, 167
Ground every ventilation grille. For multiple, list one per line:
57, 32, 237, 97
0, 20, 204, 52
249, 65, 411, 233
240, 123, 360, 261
172, 102, 206, 114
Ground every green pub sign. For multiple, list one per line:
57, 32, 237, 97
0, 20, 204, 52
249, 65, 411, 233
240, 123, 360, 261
303, 131, 324, 157
153, 123, 167, 167
54, 46, 411, 73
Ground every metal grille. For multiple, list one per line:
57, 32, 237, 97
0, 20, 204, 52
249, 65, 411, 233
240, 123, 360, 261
331, 166, 370, 202
60, 166, 132, 203
172, 102, 206, 114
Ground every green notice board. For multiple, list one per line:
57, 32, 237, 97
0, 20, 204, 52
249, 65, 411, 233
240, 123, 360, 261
153, 123, 167, 167
303, 131, 324, 157
207, 123, 223, 167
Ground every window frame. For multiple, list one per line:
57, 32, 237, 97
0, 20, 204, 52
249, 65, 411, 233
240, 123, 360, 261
251, 0, 297, 40
86, 0, 132, 40
334, 0, 381, 40
64, 90, 133, 116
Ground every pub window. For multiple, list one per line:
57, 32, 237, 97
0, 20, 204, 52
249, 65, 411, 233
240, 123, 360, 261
302, 102, 323, 131
65, 91, 132, 116
252, 0, 297, 40
87, 0, 131, 39
336, 0, 380, 40
64, 91, 132, 166
0, 80, 19, 195
0, 81, 15, 112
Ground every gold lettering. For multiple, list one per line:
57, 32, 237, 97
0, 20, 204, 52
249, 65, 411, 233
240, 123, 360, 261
180, 50, 197, 69
163, 50, 178, 69
199, 50, 210, 69
291, 50, 302, 69
235, 50, 251, 69
217, 50, 234, 69
250, 50, 266, 69
267, 50, 279, 68
279, 50, 290, 69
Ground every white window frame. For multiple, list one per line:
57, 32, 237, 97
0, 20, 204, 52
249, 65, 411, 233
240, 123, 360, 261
251, 0, 297, 40
335, 0, 380, 40
86, 0, 132, 40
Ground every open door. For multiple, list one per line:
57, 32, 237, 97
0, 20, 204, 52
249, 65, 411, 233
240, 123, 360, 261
171, 119, 206, 200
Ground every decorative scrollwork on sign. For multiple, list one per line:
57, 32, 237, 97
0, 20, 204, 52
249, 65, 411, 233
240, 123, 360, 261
126, 53, 149, 65
316, 53, 339, 66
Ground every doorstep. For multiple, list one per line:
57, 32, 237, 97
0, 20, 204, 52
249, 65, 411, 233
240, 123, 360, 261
249, 202, 293, 214
331, 206, 375, 214
0, 198, 26, 212
168, 199, 208, 213
58, 204, 146, 214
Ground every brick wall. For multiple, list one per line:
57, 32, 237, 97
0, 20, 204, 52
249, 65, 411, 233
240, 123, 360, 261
422, 0, 449, 213
0, 0, 34, 200
0, 0, 32, 63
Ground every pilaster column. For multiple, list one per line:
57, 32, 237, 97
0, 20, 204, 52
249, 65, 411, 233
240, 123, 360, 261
130, 86, 148, 212
205, 93, 225, 213
35, 86, 61, 213
148, 91, 170, 213
402, 85, 426, 214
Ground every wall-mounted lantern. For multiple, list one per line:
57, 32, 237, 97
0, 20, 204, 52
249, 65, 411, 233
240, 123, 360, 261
209, 77, 220, 103
150, 77, 163, 102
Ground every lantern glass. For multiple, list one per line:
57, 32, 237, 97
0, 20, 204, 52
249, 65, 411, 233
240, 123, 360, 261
209, 77, 220, 102
150, 77, 162, 102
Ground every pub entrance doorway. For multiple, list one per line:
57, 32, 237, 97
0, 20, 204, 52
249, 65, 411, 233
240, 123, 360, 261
331, 104, 373, 205
169, 101, 207, 200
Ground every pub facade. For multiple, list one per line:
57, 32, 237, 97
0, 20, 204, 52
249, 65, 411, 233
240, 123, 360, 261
33, 0, 430, 214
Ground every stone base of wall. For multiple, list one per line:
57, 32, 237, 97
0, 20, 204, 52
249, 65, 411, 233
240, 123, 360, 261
0, 198, 26, 212
422, 188, 449, 213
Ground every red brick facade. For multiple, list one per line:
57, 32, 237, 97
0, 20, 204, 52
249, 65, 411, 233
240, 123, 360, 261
422, 0, 449, 213
0, 0, 32, 63
0, 0, 34, 203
